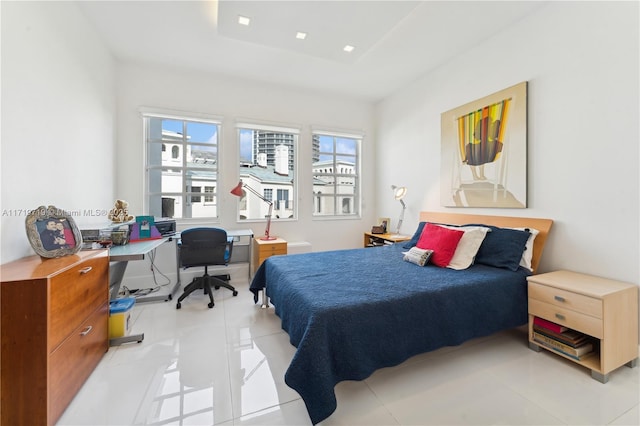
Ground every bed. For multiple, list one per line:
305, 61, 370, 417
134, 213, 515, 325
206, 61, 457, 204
249, 211, 553, 424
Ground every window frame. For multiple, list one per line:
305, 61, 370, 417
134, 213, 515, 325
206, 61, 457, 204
142, 109, 223, 222
311, 129, 362, 219
235, 121, 299, 222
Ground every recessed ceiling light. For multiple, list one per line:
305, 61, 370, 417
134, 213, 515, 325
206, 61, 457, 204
238, 15, 251, 26
343, 45, 355, 53
296, 32, 307, 40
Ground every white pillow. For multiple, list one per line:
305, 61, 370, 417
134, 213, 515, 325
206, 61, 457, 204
403, 247, 433, 267
510, 227, 539, 272
438, 225, 490, 270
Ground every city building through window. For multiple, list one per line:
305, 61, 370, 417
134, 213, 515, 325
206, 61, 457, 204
144, 112, 220, 219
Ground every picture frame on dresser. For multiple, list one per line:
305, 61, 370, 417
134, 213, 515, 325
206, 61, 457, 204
25, 205, 83, 258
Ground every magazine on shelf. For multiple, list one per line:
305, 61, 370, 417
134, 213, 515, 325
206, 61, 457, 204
532, 325, 589, 348
533, 338, 596, 361
532, 331, 594, 357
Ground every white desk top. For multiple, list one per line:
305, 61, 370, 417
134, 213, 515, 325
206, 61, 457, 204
107, 229, 253, 262
109, 237, 171, 261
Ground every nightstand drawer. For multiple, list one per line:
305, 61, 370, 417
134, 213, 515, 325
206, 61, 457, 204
258, 244, 287, 256
529, 299, 603, 338
529, 282, 602, 318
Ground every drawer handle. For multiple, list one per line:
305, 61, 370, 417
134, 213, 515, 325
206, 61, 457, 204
555, 313, 566, 321
554, 295, 565, 302
79, 326, 93, 336
79, 267, 93, 274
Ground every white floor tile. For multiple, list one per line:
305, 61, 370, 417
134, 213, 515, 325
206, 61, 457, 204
320, 380, 399, 425
234, 399, 311, 425
57, 278, 640, 426
228, 332, 300, 417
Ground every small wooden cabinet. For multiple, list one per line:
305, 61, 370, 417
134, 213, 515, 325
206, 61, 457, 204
1, 250, 109, 426
527, 270, 638, 383
363, 232, 411, 248
252, 237, 287, 275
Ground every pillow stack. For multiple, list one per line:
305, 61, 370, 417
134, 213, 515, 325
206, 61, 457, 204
403, 221, 536, 271
414, 223, 489, 269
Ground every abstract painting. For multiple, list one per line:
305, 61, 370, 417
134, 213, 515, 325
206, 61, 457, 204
440, 82, 527, 208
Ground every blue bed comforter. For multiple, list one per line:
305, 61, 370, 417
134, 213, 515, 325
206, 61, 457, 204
250, 243, 530, 424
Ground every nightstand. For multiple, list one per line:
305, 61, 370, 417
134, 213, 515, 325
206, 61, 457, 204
363, 232, 410, 248
252, 237, 287, 275
527, 270, 638, 383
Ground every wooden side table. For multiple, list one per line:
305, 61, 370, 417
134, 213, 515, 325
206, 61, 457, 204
252, 237, 287, 275
363, 232, 410, 248
527, 270, 638, 383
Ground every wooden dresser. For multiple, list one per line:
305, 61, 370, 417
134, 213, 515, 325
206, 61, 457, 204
1, 250, 109, 426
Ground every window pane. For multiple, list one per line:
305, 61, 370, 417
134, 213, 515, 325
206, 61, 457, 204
186, 122, 217, 144
312, 133, 360, 217
236, 128, 297, 221
145, 115, 220, 220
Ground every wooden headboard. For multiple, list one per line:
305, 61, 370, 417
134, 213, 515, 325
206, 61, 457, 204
419, 211, 553, 273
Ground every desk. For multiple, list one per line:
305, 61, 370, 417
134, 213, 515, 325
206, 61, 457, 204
109, 237, 171, 262
109, 236, 174, 303
107, 236, 172, 346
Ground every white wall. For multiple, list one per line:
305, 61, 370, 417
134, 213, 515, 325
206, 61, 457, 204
3, 1, 637, 291
115, 63, 376, 284
375, 2, 639, 285
0, 1, 117, 263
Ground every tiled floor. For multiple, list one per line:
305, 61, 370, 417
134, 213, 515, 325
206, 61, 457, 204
59, 278, 639, 425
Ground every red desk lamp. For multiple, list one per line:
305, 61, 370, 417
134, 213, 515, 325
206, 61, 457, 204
230, 180, 276, 240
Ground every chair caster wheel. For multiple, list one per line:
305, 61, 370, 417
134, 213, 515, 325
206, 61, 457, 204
208, 302, 214, 308
176, 302, 181, 309
232, 291, 238, 296
214, 286, 220, 290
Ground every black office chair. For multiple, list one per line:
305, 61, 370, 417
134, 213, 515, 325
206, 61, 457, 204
176, 227, 238, 309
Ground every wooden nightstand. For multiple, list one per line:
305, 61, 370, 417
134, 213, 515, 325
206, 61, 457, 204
363, 232, 410, 248
252, 237, 287, 275
527, 270, 638, 383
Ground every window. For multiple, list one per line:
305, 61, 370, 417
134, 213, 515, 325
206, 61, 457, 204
204, 186, 215, 203
191, 186, 201, 203
312, 131, 361, 217
237, 123, 298, 221
277, 188, 289, 209
144, 112, 221, 219
264, 188, 273, 202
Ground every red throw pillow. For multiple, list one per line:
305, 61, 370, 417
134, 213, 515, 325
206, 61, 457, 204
416, 223, 465, 267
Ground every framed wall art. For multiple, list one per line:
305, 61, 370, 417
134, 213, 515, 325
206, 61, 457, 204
440, 81, 527, 208
25, 205, 83, 258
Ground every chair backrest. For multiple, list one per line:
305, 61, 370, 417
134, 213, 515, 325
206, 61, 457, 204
179, 227, 233, 268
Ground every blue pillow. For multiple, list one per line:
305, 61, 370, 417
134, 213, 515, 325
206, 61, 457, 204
470, 225, 530, 271
403, 222, 427, 249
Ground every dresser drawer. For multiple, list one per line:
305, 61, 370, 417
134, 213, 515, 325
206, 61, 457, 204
49, 256, 109, 351
258, 244, 287, 256
529, 299, 603, 338
528, 282, 602, 318
49, 304, 108, 424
